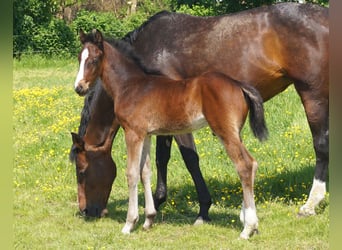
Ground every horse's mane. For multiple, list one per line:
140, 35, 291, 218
122, 10, 171, 44
106, 38, 163, 75
69, 81, 103, 162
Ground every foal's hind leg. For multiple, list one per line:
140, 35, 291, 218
141, 137, 157, 230
221, 138, 259, 239
174, 134, 212, 224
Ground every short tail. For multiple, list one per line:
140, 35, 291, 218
240, 83, 268, 142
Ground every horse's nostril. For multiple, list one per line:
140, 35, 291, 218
81, 208, 88, 216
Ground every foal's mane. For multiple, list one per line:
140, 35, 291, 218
82, 30, 162, 76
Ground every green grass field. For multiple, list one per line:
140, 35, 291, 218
13, 56, 329, 249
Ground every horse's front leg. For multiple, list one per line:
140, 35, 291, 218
141, 137, 157, 230
121, 131, 144, 234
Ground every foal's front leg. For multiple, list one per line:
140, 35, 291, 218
121, 132, 144, 234
122, 133, 156, 234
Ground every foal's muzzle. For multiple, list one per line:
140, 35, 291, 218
75, 84, 88, 96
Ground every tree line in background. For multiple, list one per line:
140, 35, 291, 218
13, 0, 329, 58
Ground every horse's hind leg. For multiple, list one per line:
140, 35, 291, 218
154, 136, 173, 210
141, 137, 157, 230
174, 133, 212, 224
295, 85, 329, 216
221, 136, 259, 239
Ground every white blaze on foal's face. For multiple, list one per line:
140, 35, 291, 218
74, 48, 89, 89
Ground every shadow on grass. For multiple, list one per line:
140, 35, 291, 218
78, 163, 328, 232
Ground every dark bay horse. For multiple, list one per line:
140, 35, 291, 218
72, 2, 328, 221
74, 29, 268, 238
70, 82, 120, 217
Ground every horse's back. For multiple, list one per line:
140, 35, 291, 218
127, 3, 328, 100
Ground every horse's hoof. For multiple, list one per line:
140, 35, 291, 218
193, 216, 210, 226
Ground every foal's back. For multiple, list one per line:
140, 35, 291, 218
133, 72, 249, 136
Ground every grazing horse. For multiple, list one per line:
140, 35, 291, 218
70, 82, 120, 217
74, 29, 268, 238
73, 2, 328, 221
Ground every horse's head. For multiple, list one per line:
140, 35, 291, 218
70, 132, 116, 218
74, 29, 104, 96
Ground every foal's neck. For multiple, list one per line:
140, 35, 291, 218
102, 42, 146, 97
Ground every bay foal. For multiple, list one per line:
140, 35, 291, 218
74, 29, 268, 239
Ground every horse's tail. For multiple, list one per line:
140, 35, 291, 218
240, 83, 268, 142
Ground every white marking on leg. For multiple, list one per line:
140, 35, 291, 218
240, 207, 258, 239
239, 203, 245, 224
141, 141, 157, 230
74, 48, 89, 89
299, 178, 326, 216
121, 139, 143, 234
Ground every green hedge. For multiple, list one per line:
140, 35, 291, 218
13, 0, 329, 58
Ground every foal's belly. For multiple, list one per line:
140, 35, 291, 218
148, 114, 207, 135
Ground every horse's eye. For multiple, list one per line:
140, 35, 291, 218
79, 170, 86, 177
77, 169, 86, 179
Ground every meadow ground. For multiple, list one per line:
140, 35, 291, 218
13, 56, 329, 249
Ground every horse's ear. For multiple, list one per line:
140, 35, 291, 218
79, 29, 86, 44
71, 132, 84, 150
92, 29, 104, 49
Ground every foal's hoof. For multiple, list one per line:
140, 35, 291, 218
239, 227, 259, 240
121, 220, 138, 235
142, 218, 154, 231
121, 225, 131, 235
297, 206, 315, 217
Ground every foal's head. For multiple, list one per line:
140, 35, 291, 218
74, 29, 105, 96
70, 132, 117, 217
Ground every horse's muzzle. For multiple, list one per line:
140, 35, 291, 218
81, 206, 108, 218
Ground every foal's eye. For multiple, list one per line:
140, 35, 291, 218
91, 58, 98, 64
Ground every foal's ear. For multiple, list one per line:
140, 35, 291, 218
92, 29, 104, 48
79, 29, 86, 44
71, 132, 85, 150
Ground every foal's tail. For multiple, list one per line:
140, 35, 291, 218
240, 83, 268, 142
